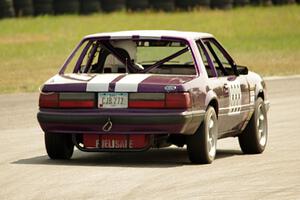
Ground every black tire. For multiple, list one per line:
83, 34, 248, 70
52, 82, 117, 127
234, 0, 250, 6
150, 0, 175, 12
238, 97, 268, 154
187, 106, 218, 164
175, 0, 210, 10
80, 0, 101, 15
250, 0, 262, 5
45, 132, 74, 160
126, 0, 149, 11
53, 0, 80, 15
101, 0, 126, 12
13, 0, 34, 16
251, 0, 273, 5
0, 0, 15, 18
272, 0, 295, 5
33, 0, 53, 16
210, 0, 233, 9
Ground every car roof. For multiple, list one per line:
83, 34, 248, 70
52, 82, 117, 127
84, 30, 214, 41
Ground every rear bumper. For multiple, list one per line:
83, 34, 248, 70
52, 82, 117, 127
37, 109, 205, 135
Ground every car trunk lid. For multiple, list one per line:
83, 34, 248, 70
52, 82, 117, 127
42, 73, 196, 93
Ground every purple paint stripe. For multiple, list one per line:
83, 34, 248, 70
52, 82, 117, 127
108, 74, 127, 92
199, 40, 218, 77
42, 83, 87, 92
86, 36, 111, 41
188, 39, 202, 75
73, 41, 93, 73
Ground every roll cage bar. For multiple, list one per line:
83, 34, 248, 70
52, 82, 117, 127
71, 39, 192, 74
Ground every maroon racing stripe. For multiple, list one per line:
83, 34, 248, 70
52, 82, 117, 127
108, 74, 127, 92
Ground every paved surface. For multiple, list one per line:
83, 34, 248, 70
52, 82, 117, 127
0, 77, 299, 200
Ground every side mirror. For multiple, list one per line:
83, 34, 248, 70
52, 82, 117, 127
236, 65, 248, 75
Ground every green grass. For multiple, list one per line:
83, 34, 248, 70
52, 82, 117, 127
0, 5, 299, 93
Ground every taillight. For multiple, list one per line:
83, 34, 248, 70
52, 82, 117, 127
129, 100, 165, 108
129, 93, 165, 108
59, 93, 95, 108
39, 93, 59, 108
39, 92, 95, 108
128, 92, 191, 109
166, 92, 191, 108
59, 100, 94, 108
39, 92, 191, 109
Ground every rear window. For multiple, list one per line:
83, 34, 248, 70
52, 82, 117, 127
62, 39, 196, 75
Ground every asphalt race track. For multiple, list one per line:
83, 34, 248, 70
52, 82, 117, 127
0, 77, 299, 200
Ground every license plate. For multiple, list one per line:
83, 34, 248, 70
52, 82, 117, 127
101, 135, 128, 149
83, 134, 149, 149
98, 93, 128, 108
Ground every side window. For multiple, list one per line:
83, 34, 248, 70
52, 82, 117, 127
80, 42, 105, 73
80, 42, 96, 72
203, 39, 236, 77
64, 40, 91, 74
196, 41, 216, 78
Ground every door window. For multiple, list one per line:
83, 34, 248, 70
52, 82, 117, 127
196, 40, 216, 78
202, 39, 237, 77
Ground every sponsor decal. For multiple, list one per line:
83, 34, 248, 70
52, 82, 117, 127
103, 139, 128, 148
96, 138, 129, 149
164, 85, 177, 92
228, 81, 242, 115
86, 135, 148, 149
250, 90, 255, 104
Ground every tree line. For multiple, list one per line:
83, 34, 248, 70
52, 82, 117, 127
1, 0, 299, 19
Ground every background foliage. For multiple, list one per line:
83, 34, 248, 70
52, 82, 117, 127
0, 5, 299, 93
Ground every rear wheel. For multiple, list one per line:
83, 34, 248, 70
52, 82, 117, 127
238, 97, 268, 154
187, 106, 218, 164
45, 133, 74, 159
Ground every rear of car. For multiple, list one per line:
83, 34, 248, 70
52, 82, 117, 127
37, 34, 205, 156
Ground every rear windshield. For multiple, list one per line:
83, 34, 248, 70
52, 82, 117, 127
62, 39, 196, 75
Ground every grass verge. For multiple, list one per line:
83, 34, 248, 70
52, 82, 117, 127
0, 5, 299, 93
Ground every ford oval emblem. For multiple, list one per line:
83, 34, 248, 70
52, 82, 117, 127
164, 85, 177, 92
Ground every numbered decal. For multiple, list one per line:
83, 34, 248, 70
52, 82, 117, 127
250, 90, 255, 105
228, 81, 242, 115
